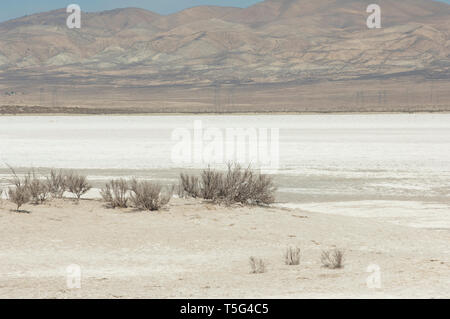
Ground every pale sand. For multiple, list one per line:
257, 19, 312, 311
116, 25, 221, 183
0, 198, 449, 299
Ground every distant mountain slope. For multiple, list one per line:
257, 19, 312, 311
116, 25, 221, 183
0, 0, 449, 113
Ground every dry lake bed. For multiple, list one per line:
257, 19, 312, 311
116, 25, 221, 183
0, 113, 449, 298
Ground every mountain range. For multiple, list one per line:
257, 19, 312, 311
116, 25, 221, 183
0, 0, 449, 113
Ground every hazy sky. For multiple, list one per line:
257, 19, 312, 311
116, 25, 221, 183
0, 0, 449, 22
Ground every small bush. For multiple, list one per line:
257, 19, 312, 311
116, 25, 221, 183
220, 163, 253, 204
247, 174, 277, 205
66, 172, 91, 200
249, 257, 266, 274
200, 167, 223, 200
8, 186, 30, 211
130, 179, 172, 211
47, 169, 67, 198
321, 249, 345, 269
7, 167, 31, 211
25, 171, 50, 204
285, 246, 301, 266
180, 164, 277, 206
179, 173, 200, 198
101, 179, 129, 208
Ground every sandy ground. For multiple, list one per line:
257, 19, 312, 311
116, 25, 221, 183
0, 197, 449, 299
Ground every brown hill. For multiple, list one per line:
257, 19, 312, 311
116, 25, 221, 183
0, 0, 449, 113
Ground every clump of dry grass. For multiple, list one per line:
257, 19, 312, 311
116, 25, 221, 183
46, 169, 67, 199
130, 179, 172, 211
66, 172, 91, 200
100, 179, 129, 208
321, 249, 345, 269
285, 246, 301, 266
180, 164, 276, 206
249, 257, 266, 274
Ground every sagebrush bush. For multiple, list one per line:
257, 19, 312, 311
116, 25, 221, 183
179, 173, 200, 198
47, 169, 67, 198
247, 174, 276, 205
130, 179, 172, 211
285, 246, 301, 266
200, 167, 223, 200
25, 171, 50, 204
321, 249, 345, 269
101, 179, 129, 208
179, 164, 276, 206
249, 257, 266, 274
7, 168, 31, 211
8, 186, 30, 211
66, 172, 91, 200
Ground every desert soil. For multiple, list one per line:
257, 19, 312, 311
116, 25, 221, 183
0, 197, 449, 299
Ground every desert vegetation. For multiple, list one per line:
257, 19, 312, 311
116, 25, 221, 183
0, 168, 176, 212
47, 169, 67, 198
285, 246, 301, 266
321, 249, 345, 269
130, 179, 172, 211
99, 178, 172, 211
66, 172, 92, 201
1, 168, 92, 212
249, 257, 266, 274
100, 179, 129, 208
26, 170, 50, 204
180, 164, 276, 206
7, 168, 31, 212
1, 164, 275, 213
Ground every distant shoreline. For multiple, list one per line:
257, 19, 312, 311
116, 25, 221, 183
1, 109, 450, 116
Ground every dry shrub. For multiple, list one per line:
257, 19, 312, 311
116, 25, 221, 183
179, 173, 200, 198
321, 249, 345, 269
47, 169, 67, 198
101, 179, 129, 208
7, 168, 31, 211
247, 174, 277, 205
285, 246, 301, 266
66, 172, 91, 200
25, 170, 50, 204
8, 186, 30, 211
220, 163, 253, 204
130, 179, 172, 211
221, 164, 276, 205
200, 167, 223, 200
180, 164, 276, 206
249, 257, 266, 274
